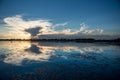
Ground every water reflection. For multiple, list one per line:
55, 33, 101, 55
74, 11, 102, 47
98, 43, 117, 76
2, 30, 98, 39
0, 41, 118, 66
0, 41, 120, 80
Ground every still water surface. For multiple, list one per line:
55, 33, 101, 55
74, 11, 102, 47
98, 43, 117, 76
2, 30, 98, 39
0, 41, 120, 80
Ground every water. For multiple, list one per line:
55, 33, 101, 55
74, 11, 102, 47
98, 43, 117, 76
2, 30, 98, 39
0, 41, 120, 80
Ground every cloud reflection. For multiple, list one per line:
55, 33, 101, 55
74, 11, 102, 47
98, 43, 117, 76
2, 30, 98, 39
0, 42, 105, 66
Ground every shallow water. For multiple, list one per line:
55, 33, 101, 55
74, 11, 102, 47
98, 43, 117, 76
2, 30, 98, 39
0, 41, 120, 80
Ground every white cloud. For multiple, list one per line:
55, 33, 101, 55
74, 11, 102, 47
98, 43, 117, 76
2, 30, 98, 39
79, 23, 88, 31
2, 15, 104, 39
3, 15, 53, 38
4, 15, 52, 29
53, 22, 68, 27
83, 30, 95, 34
97, 29, 104, 33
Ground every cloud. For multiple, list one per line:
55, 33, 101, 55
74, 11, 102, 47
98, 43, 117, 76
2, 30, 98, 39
3, 15, 53, 38
79, 23, 88, 31
4, 15, 52, 29
53, 22, 68, 27
25, 27, 41, 37
97, 29, 104, 33
2, 15, 105, 39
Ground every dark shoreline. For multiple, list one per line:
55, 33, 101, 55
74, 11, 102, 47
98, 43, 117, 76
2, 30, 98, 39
0, 38, 120, 43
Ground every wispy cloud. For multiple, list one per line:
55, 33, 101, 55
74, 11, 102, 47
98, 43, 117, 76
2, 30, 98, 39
79, 23, 88, 32
53, 22, 68, 27
2, 15, 105, 39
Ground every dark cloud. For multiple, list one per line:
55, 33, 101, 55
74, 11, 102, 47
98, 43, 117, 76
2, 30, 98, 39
25, 27, 42, 37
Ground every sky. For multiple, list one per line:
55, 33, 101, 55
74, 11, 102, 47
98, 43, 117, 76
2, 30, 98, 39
0, 0, 120, 39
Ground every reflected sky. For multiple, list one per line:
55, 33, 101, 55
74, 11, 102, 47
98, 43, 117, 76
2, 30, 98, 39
0, 41, 120, 80
0, 41, 119, 65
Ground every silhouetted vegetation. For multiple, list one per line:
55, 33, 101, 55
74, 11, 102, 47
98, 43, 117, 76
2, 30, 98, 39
0, 38, 120, 42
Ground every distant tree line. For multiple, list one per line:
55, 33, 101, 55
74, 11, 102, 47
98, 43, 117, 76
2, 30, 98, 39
0, 38, 120, 42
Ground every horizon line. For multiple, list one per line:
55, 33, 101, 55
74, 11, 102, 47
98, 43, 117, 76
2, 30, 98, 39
0, 38, 120, 42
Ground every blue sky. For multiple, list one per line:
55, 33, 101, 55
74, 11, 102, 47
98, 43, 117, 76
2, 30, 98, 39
0, 0, 120, 39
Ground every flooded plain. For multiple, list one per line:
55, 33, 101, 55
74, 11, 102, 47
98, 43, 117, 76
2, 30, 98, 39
0, 41, 120, 80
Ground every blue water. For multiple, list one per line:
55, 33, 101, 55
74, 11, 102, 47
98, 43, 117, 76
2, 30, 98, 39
0, 41, 120, 80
